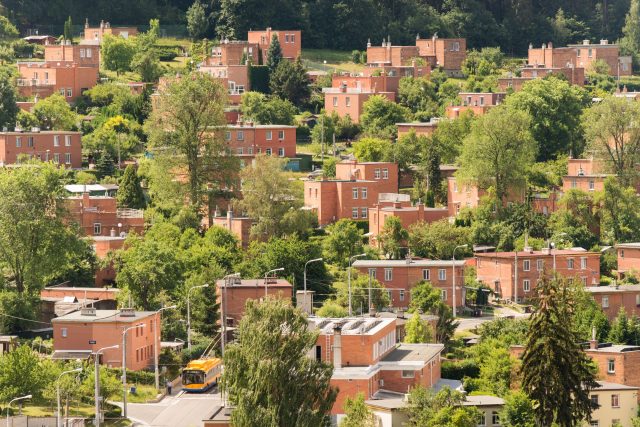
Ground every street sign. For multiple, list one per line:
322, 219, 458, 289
89, 340, 96, 344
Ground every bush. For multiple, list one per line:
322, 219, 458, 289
106, 368, 155, 385
441, 359, 480, 380
157, 46, 179, 61
249, 65, 270, 94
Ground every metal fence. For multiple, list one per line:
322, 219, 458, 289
7, 416, 84, 427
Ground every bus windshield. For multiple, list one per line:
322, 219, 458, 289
182, 370, 205, 385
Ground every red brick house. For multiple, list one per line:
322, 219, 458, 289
83, 20, 137, 44
17, 61, 99, 102
563, 158, 611, 193
588, 285, 640, 320
208, 40, 259, 66
323, 74, 397, 123
247, 28, 301, 61
366, 41, 420, 67
445, 92, 506, 119
198, 64, 249, 105
415, 35, 466, 76
65, 191, 144, 238
617, 243, 640, 279
352, 258, 465, 310
44, 42, 100, 68
498, 65, 585, 92
308, 317, 444, 420
304, 161, 398, 226
211, 209, 253, 249
475, 248, 601, 302
396, 120, 440, 139
0, 130, 82, 168
224, 122, 297, 164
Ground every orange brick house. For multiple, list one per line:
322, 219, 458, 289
211, 210, 253, 249
247, 28, 301, 61
475, 248, 601, 302
445, 92, 506, 119
198, 64, 249, 105
65, 191, 144, 238
44, 42, 100, 67
587, 285, 640, 321
215, 277, 292, 327
563, 157, 611, 193
366, 40, 420, 67
447, 176, 528, 217
52, 307, 160, 371
208, 40, 259, 66
415, 35, 466, 76
617, 243, 640, 279
368, 193, 448, 245
396, 120, 440, 139
308, 317, 444, 419
224, 122, 297, 164
0, 130, 82, 167
352, 258, 465, 310
16, 61, 99, 102
83, 20, 138, 44
323, 74, 396, 123
498, 66, 585, 92
304, 161, 398, 226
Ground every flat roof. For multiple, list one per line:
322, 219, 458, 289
308, 317, 395, 336
52, 309, 156, 323
586, 285, 640, 294
615, 242, 640, 249
42, 286, 119, 293
462, 395, 505, 407
225, 124, 297, 129
475, 248, 593, 258
0, 130, 81, 135
396, 122, 439, 127
381, 343, 443, 363
375, 206, 448, 213
215, 278, 292, 288
586, 344, 640, 353
595, 381, 639, 391
353, 259, 465, 268
65, 184, 119, 193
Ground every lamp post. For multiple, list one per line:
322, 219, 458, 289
57, 368, 82, 427
550, 232, 567, 271
303, 258, 323, 314
187, 284, 209, 351
93, 345, 118, 427
122, 324, 144, 419
348, 254, 367, 317
263, 268, 284, 297
221, 273, 240, 356
6, 395, 31, 427
154, 306, 176, 391
452, 244, 468, 318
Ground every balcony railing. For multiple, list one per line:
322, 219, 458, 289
116, 208, 144, 219
17, 79, 54, 87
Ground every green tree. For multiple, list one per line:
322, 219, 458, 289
583, 96, 640, 186
360, 95, 411, 138
505, 77, 590, 161
322, 219, 364, 267
117, 164, 146, 209
186, 0, 208, 40
63, 16, 73, 41
131, 49, 162, 82
316, 300, 348, 317
408, 219, 472, 260
32, 93, 77, 130
340, 393, 376, 427
0, 71, 18, 130
0, 16, 18, 42
240, 92, 296, 125
572, 281, 610, 342
352, 137, 392, 162
265, 34, 283, 72
521, 276, 599, 426
404, 312, 433, 343
406, 386, 481, 427
548, 189, 599, 250
269, 57, 310, 107
500, 391, 536, 427
222, 298, 337, 426
600, 177, 640, 244
397, 77, 439, 120
146, 72, 238, 214
101, 34, 136, 75
0, 345, 48, 402
334, 273, 390, 314
432, 111, 475, 164
95, 150, 116, 179
620, 0, 640, 69
0, 162, 84, 294
457, 105, 536, 203
378, 216, 408, 259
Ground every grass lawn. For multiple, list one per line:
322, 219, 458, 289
109, 384, 160, 404
302, 48, 364, 73
21, 403, 93, 417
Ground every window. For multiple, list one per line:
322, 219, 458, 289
568, 258, 574, 269
248, 147, 253, 155
61, 328, 67, 338
441, 289, 447, 301
611, 394, 619, 408
225, 131, 231, 141
80, 48, 85, 58
65, 135, 71, 146
384, 268, 393, 281
361, 188, 368, 199
581, 257, 587, 270
401, 370, 414, 378
603, 296, 609, 308
266, 130, 272, 140
53, 153, 60, 163
588, 48, 593, 57
382, 168, 389, 179
589, 180, 595, 190
608, 358, 615, 373
237, 131, 244, 141
373, 168, 380, 179
353, 188, 359, 199
93, 223, 102, 235
369, 268, 376, 279
345, 97, 350, 107
285, 34, 290, 43
477, 413, 486, 427
422, 269, 430, 280
265, 148, 272, 155
577, 49, 581, 57
523, 279, 531, 292
399, 290, 405, 301
86, 48, 92, 58
590, 394, 599, 407
438, 269, 446, 281
60, 89, 65, 96
237, 147, 243, 155
15, 136, 21, 148
333, 97, 338, 107
278, 130, 284, 140
352, 208, 358, 219
278, 148, 284, 157
572, 179, 577, 188
27, 137, 34, 147
480, 96, 484, 106
523, 260, 530, 271
452, 41, 460, 51
65, 153, 71, 164
491, 411, 500, 425
54, 135, 60, 147
291, 34, 295, 43
581, 277, 587, 285
361, 208, 367, 218
453, 182, 458, 192
590, 421, 599, 427
66, 88, 72, 98
621, 249, 625, 258
537, 259, 544, 271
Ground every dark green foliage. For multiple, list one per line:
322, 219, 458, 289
269, 57, 310, 108
95, 150, 116, 179
63, 16, 73, 41
441, 359, 480, 380
265, 34, 283, 72
117, 165, 146, 209
0, 70, 18, 130
248, 65, 270, 93
186, 0, 208, 40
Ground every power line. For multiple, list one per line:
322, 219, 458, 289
0, 312, 52, 325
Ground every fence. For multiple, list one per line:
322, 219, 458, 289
7, 416, 84, 427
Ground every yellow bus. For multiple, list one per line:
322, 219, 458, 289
182, 358, 222, 392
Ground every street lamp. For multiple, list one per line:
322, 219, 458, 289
221, 273, 240, 356
550, 232, 568, 271
57, 368, 82, 427
452, 244, 468, 318
154, 306, 176, 391
303, 258, 323, 314
6, 395, 31, 427
187, 284, 209, 351
348, 254, 367, 316
122, 324, 144, 418
263, 268, 284, 297
93, 345, 118, 427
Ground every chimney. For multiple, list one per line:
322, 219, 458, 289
367, 38, 371, 48
85, 18, 89, 29
120, 308, 136, 317
332, 325, 342, 369
227, 209, 233, 229
548, 41, 553, 49
529, 43, 533, 50
589, 326, 598, 350
110, 228, 116, 237
542, 43, 546, 49
416, 33, 420, 40
100, 20, 104, 29
583, 39, 590, 45
600, 39, 608, 45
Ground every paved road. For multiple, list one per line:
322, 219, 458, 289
456, 306, 530, 333
112, 388, 223, 427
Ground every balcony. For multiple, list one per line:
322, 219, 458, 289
17, 79, 54, 87
116, 208, 144, 219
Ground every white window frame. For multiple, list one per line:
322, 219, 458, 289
352, 187, 359, 199
265, 148, 272, 156
523, 279, 531, 292
537, 259, 544, 271
369, 268, 376, 279
266, 130, 272, 140
361, 188, 368, 199
382, 168, 389, 179
65, 153, 71, 164
93, 223, 102, 235
61, 328, 68, 337
352, 208, 358, 219
603, 296, 609, 308
27, 137, 34, 147
65, 135, 71, 146
374, 169, 381, 179
401, 369, 414, 378
53, 153, 60, 163
333, 97, 338, 107
15, 136, 21, 148
611, 394, 619, 408
581, 257, 587, 270
237, 131, 244, 141
523, 259, 530, 271
278, 147, 284, 157
441, 289, 447, 301
422, 269, 430, 281
568, 258, 574, 269
361, 208, 367, 218
278, 130, 285, 140
438, 269, 446, 281
384, 268, 393, 282
608, 358, 615, 373
53, 135, 60, 147
399, 290, 405, 301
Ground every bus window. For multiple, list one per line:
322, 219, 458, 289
183, 370, 205, 385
